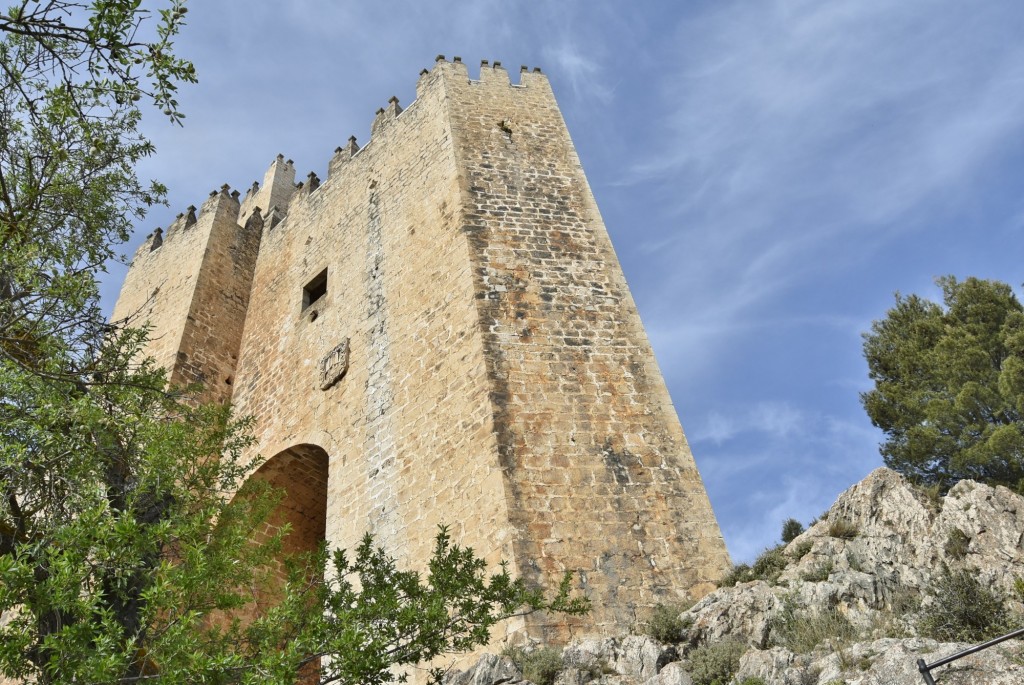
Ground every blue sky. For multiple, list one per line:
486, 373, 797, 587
100, 0, 1024, 563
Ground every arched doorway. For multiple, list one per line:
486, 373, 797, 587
247, 443, 329, 559
237, 443, 329, 681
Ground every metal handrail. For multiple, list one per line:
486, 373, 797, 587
917, 626, 1024, 684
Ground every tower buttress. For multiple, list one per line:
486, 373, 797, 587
238, 155, 297, 228
112, 184, 262, 403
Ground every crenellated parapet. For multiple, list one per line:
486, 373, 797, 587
130, 56, 553, 261
328, 136, 361, 178
128, 184, 240, 267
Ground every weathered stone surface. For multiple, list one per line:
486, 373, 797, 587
445, 654, 526, 685
684, 580, 781, 647
793, 467, 1024, 593
675, 467, 1024, 643
642, 662, 692, 685
735, 639, 1024, 685
734, 647, 806, 685
113, 58, 731, 656
563, 637, 675, 681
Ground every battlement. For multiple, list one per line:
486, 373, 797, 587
128, 184, 241, 267
128, 57, 553, 260
420, 54, 548, 89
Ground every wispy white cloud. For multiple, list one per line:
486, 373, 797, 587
626, 0, 1024, 353
693, 403, 883, 562
693, 401, 805, 445
543, 41, 613, 105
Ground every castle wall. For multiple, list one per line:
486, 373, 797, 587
173, 191, 262, 401
442, 62, 731, 637
112, 188, 259, 403
228, 64, 519, 599
113, 57, 730, 654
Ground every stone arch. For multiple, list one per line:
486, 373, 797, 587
238, 444, 329, 682
247, 443, 329, 558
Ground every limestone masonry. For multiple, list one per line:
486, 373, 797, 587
112, 57, 731, 643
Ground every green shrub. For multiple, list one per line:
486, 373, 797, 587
687, 639, 746, 685
791, 540, 814, 560
801, 559, 833, 583
808, 509, 830, 527
1014, 576, 1024, 602
738, 678, 767, 685
718, 545, 792, 587
944, 528, 970, 560
719, 563, 753, 587
502, 646, 564, 685
644, 602, 693, 643
916, 568, 1010, 642
770, 597, 857, 653
915, 482, 945, 511
871, 586, 922, 638
889, 586, 922, 614
781, 518, 805, 543
827, 520, 859, 540
750, 546, 790, 584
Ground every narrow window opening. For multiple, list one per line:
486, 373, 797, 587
302, 269, 328, 311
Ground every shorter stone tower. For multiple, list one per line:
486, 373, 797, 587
113, 57, 731, 645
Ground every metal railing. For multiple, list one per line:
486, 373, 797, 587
917, 626, 1024, 684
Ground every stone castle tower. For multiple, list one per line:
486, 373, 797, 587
112, 56, 730, 643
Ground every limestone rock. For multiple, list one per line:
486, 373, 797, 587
642, 662, 692, 685
681, 467, 1024, 638
734, 647, 807, 685
445, 654, 526, 685
447, 469, 1024, 685
683, 580, 781, 647
781, 467, 1024, 598
735, 639, 1024, 685
562, 636, 675, 680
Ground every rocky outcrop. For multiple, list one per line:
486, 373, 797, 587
683, 468, 1024, 647
446, 654, 527, 685
736, 638, 1024, 685
445, 469, 1024, 685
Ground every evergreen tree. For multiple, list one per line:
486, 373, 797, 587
862, 276, 1024, 492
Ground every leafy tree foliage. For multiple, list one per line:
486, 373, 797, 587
862, 276, 1024, 492
0, 0, 194, 371
0, 3, 589, 683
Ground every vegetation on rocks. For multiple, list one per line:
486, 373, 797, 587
916, 567, 1013, 642
769, 598, 857, 654
718, 519, 810, 588
449, 469, 1024, 685
826, 519, 859, 540
781, 518, 805, 544
643, 602, 694, 644
685, 639, 746, 685
501, 646, 564, 685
